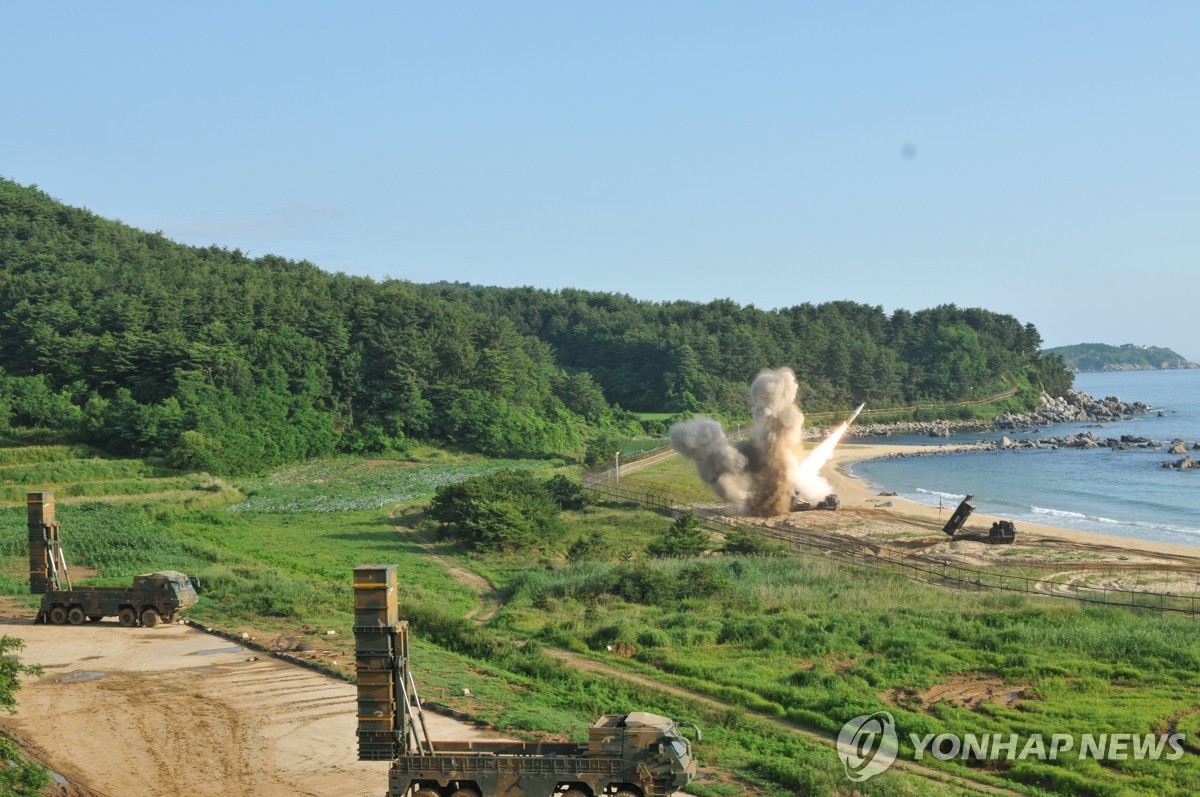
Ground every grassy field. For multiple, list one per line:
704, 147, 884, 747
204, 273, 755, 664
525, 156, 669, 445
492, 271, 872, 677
2, 439, 1199, 796
499, 555, 1200, 796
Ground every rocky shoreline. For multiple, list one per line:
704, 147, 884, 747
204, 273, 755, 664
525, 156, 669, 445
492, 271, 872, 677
838, 389, 1152, 440
834, 389, 1200, 471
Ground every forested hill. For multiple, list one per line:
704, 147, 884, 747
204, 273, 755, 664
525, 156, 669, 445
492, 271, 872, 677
0, 179, 625, 472
423, 283, 1072, 417
0, 179, 1071, 473
1043, 343, 1199, 372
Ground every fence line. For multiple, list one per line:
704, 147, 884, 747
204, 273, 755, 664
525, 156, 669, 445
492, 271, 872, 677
581, 479, 1199, 621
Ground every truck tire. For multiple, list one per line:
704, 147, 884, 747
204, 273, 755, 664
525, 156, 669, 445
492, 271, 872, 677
450, 789, 481, 797
614, 791, 641, 797
118, 607, 137, 627
49, 606, 68, 625
140, 608, 161, 628
562, 790, 590, 797
67, 607, 86, 625
413, 789, 439, 797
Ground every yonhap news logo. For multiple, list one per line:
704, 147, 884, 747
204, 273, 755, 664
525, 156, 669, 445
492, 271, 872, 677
836, 713, 1187, 782
836, 711, 899, 782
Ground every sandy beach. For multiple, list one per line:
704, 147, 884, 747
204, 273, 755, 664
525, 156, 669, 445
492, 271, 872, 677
719, 442, 1199, 596
828, 443, 1200, 559
625, 435, 1200, 588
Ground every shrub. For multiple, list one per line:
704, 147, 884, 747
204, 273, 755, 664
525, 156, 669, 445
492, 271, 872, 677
427, 469, 563, 552
647, 513, 710, 557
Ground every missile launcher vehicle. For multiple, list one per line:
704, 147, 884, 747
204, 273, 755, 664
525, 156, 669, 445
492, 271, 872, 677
352, 565, 701, 796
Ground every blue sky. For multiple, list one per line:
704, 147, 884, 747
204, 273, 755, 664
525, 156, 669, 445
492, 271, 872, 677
4, 2, 1198, 360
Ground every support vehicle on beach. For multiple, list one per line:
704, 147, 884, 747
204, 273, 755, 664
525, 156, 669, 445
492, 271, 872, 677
27, 491, 198, 627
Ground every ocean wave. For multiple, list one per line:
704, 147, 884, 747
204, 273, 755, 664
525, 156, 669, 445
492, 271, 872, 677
1031, 506, 1088, 520
916, 487, 965, 501
1025, 507, 1200, 539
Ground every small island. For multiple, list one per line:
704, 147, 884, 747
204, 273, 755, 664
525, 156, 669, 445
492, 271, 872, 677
1043, 342, 1199, 373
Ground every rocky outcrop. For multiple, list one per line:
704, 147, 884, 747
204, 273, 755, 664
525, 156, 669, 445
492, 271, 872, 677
989, 431, 1177, 451
837, 389, 1152, 441
994, 391, 1150, 429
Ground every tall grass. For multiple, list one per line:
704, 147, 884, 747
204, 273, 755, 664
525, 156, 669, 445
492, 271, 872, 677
502, 555, 1200, 796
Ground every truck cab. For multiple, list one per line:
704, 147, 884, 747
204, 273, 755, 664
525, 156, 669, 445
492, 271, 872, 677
589, 712, 700, 789
133, 570, 199, 609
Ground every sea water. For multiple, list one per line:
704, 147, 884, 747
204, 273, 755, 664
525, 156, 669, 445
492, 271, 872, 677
850, 370, 1200, 547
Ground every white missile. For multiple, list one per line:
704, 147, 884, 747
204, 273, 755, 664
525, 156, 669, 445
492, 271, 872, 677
848, 403, 865, 425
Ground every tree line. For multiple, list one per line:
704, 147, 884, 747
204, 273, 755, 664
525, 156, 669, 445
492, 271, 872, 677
424, 284, 1072, 415
0, 179, 1072, 473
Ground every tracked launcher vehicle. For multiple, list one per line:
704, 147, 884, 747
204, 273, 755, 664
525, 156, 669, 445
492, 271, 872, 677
941, 495, 1017, 544
27, 492, 198, 626
353, 565, 701, 797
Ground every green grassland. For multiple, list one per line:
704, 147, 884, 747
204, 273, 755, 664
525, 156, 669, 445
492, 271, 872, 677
1, 440, 1198, 796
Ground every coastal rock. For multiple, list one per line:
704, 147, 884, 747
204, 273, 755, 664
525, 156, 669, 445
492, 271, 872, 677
993, 390, 1150, 430
1169, 441, 1189, 455
834, 389, 1154, 452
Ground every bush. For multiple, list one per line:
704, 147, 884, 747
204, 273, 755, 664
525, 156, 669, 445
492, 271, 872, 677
647, 513, 710, 557
721, 528, 786, 556
427, 469, 563, 552
567, 530, 608, 562
545, 474, 589, 510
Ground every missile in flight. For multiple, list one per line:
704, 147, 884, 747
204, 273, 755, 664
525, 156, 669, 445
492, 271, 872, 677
847, 403, 865, 425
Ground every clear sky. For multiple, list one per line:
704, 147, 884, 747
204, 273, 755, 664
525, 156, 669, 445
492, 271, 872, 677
4, 2, 1198, 360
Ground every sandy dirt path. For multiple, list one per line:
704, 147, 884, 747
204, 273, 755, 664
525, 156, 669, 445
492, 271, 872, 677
389, 507, 503, 624
0, 617, 505, 797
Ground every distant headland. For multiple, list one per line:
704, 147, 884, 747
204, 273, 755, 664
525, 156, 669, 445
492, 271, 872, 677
1043, 343, 1199, 373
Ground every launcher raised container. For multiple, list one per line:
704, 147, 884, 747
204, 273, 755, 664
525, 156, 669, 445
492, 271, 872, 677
353, 564, 701, 797
27, 491, 198, 627
941, 494, 1017, 544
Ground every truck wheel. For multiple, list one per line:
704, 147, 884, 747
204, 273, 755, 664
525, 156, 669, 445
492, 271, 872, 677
140, 608, 161, 628
49, 606, 68, 625
450, 789, 481, 797
614, 791, 641, 797
413, 789, 440, 797
118, 608, 137, 627
67, 607, 86, 625
163, 612, 177, 624
563, 791, 591, 797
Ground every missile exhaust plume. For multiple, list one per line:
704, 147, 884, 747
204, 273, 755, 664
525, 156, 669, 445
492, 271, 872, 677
670, 370, 864, 516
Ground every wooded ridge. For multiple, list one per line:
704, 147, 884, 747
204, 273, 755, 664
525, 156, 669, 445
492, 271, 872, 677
0, 179, 1072, 473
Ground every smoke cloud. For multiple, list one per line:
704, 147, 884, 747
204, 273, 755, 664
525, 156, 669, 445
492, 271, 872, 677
669, 367, 855, 516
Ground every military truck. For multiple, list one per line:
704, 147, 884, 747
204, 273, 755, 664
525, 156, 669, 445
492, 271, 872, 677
27, 492, 199, 627
942, 495, 1017, 544
353, 565, 701, 797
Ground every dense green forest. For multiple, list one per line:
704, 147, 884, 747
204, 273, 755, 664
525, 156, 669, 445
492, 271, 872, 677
1043, 342, 1199, 372
0, 179, 1071, 474
423, 283, 1072, 415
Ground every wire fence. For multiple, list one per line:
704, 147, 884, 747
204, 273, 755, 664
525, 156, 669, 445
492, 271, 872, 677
581, 478, 1200, 621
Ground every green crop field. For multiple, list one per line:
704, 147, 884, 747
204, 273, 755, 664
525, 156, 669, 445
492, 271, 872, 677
2, 441, 1198, 796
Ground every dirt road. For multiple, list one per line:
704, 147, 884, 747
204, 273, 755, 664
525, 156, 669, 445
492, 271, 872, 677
0, 618, 505, 797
